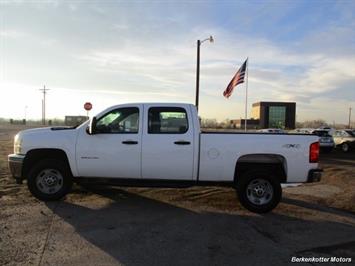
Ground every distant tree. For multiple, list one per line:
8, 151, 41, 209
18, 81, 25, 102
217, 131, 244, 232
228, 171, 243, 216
0, 118, 7, 125
220, 118, 233, 129
333, 123, 349, 129
200, 118, 218, 129
296, 119, 328, 129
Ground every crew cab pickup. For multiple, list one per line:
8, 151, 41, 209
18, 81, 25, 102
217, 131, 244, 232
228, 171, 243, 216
8, 103, 322, 213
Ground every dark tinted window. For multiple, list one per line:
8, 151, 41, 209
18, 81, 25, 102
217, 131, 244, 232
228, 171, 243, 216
268, 106, 286, 128
148, 107, 188, 134
312, 130, 331, 137
345, 130, 355, 137
96, 107, 139, 133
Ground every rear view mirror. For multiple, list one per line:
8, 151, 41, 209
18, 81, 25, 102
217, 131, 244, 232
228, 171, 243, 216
88, 117, 97, 135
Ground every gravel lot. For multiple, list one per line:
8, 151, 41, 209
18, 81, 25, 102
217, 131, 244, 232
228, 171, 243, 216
0, 125, 354, 265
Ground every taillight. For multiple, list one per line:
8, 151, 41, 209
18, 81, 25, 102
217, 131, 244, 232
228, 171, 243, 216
310, 142, 320, 163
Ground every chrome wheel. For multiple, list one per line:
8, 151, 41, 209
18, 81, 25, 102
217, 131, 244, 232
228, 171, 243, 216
36, 168, 64, 194
246, 178, 274, 205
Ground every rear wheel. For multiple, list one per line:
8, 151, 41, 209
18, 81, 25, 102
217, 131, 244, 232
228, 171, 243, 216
236, 170, 281, 213
27, 159, 73, 201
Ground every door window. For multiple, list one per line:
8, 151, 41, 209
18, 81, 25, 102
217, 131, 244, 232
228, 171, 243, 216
148, 107, 188, 134
96, 107, 139, 133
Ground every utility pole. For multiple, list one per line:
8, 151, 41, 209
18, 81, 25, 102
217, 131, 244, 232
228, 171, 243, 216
349, 107, 352, 129
39, 85, 49, 125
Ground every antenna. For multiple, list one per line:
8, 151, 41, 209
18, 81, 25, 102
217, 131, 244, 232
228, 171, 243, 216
39, 85, 50, 125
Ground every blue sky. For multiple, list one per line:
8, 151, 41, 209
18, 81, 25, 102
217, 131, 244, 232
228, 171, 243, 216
1, 0, 354, 124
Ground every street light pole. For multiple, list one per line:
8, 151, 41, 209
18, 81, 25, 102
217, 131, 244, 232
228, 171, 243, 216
195, 36, 213, 112
195, 40, 201, 111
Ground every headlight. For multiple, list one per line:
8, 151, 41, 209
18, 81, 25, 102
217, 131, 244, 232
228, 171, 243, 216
14, 134, 22, 154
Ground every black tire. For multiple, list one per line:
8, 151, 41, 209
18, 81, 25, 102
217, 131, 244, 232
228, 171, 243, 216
341, 142, 350, 153
236, 170, 282, 213
27, 159, 73, 201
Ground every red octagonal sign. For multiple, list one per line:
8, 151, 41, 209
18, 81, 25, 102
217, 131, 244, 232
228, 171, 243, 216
84, 102, 92, 111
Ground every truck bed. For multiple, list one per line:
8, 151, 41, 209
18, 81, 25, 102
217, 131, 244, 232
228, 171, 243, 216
199, 132, 318, 183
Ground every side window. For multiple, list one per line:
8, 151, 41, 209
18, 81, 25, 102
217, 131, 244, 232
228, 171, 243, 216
148, 107, 188, 134
96, 107, 139, 133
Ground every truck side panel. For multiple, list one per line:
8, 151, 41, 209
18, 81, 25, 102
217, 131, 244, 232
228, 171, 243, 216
199, 133, 319, 183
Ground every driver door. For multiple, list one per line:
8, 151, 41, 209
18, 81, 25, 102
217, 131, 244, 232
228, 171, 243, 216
76, 105, 142, 178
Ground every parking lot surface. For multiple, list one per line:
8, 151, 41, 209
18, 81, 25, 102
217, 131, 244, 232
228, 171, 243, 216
1, 126, 354, 265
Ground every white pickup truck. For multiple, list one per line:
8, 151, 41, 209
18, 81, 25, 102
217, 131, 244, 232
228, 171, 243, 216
8, 103, 322, 213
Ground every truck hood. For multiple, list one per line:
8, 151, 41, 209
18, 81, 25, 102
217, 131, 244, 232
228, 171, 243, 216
15, 126, 79, 155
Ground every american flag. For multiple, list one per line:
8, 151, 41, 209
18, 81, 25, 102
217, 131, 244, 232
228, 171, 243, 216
223, 58, 248, 98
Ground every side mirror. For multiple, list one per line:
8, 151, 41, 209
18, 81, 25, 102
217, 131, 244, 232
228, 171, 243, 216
88, 117, 97, 135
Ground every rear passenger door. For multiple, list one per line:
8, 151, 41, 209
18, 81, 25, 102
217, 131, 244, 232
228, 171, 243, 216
142, 105, 194, 180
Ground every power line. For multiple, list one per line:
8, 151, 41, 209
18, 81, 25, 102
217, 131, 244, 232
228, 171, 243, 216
39, 85, 50, 125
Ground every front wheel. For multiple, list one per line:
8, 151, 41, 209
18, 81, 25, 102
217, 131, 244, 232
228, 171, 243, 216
236, 170, 281, 213
27, 159, 73, 201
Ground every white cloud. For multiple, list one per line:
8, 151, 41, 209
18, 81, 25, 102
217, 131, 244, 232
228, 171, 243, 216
112, 23, 129, 31
72, 24, 355, 123
300, 57, 355, 93
0, 29, 26, 38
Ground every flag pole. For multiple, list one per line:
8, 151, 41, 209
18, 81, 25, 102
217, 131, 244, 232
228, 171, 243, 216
244, 58, 249, 131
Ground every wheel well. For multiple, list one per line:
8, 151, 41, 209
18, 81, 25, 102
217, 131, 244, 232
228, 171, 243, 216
23, 149, 72, 178
234, 154, 287, 184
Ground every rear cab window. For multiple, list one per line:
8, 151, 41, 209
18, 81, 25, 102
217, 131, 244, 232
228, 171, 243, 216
148, 107, 188, 134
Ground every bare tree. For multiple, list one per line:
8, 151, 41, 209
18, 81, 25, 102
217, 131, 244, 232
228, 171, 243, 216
297, 119, 328, 129
200, 118, 218, 129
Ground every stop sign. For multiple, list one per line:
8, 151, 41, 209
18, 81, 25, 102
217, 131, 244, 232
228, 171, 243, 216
84, 102, 92, 111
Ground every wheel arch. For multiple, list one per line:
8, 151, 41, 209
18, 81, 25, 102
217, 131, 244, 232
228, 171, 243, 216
23, 149, 73, 179
234, 154, 287, 184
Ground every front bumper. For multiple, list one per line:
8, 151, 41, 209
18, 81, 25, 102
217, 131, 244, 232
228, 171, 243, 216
307, 169, 322, 183
8, 154, 25, 182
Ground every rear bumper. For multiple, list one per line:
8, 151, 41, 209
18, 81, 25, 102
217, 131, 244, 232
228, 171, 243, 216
319, 143, 334, 148
8, 154, 25, 181
307, 169, 322, 183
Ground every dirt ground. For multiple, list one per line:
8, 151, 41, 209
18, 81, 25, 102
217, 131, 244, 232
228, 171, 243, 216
0, 125, 354, 266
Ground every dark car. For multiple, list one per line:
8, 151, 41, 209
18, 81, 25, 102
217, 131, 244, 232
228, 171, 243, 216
333, 130, 355, 152
311, 130, 334, 153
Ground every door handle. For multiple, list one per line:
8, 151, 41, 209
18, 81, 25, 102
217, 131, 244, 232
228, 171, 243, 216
174, 141, 191, 145
122, 140, 138, 145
